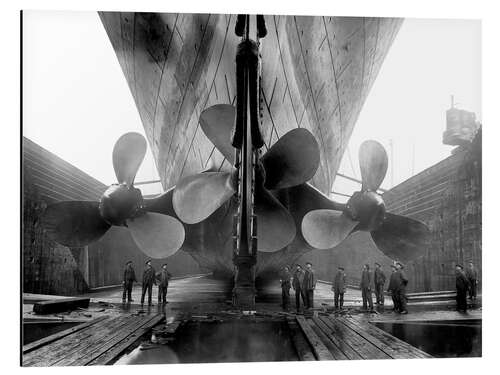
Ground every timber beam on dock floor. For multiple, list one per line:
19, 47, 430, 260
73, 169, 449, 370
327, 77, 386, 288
22, 313, 164, 366
287, 314, 433, 360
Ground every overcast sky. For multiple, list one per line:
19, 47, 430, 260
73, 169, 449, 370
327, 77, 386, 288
22, 11, 481, 198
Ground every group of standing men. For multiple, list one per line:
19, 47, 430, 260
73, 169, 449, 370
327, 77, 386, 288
280, 262, 316, 311
122, 260, 172, 305
333, 262, 408, 313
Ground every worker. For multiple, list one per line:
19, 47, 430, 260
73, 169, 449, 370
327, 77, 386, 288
332, 266, 346, 309
387, 264, 399, 311
280, 265, 292, 310
360, 264, 374, 311
465, 261, 479, 301
303, 262, 316, 310
456, 264, 470, 313
292, 264, 305, 312
141, 260, 156, 306
122, 260, 137, 303
395, 262, 408, 314
374, 262, 386, 305
156, 263, 172, 305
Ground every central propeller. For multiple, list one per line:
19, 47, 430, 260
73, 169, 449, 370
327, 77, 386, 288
173, 104, 319, 252
42, 133, 185, 258
302, 140, 430, 262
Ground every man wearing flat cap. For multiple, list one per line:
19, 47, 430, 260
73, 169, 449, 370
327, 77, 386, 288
465, 262, 479, 301
122, 260, 137, 303
360, 264, 374, 311
141, 260, 156, 305
332, 266, 346, 309
292, 264, 306, 312
387, 264, 399, 311
156, 263, 172, 305
303, 262, 316, 309
394, 262, 408, 314
374, 262, 386, 306
455, 264, 470, 313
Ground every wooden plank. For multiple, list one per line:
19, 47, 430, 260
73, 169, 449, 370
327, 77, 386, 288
88, 314, 165, 366
23, 316, 108, 354
322, 316, 391, 360
342, 317, 432, 359
55, 314, 158, 366
22, 316, 119, 366
337, 317, 412, 359
23, 315, 130, 367
286, 317, 316, 361
33, 297, 90, 314
308, 320, 347, 360
42, 315, 141, 366
70, 314, 163, 366
314, 316, 362, 360
295, 316, 334, 361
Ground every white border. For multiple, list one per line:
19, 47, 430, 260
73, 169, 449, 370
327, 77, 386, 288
3, 0, 498, 374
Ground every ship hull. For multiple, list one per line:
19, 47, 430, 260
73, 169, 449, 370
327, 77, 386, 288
99, 12, 402, 277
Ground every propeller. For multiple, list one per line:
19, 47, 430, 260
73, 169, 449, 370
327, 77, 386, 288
42, 132, 186, 258
301, 140, 430, 262
112, 132, 147, 186
199, 104, 236, 164
42, 201, 111, 248
359, 140, 388, 192
173, 104, 320, 252
172, 171, 235, 224
301, 209, 357, 250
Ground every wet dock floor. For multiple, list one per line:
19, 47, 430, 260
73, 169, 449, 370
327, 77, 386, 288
115, 319, 298, 364
22, 275, 482, 365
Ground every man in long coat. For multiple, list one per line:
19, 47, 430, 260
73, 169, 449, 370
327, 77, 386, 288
156, 263, 172, 304
395, 262, 408, 314
280, 266, 292, 310
374, 262, 386, 305
456, 264, 470, 312
387, 264, 399, 311
360, 264, 374, 311
122, 260, 137, 302
303, 262, 316, 309
292, 264, 305, 312
141, 260, 156, 305
465, 262, 479, 300
332, 266, 347, 309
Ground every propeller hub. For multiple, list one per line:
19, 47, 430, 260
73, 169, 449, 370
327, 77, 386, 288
345, 191, 386, 231
99, 183, 143, 226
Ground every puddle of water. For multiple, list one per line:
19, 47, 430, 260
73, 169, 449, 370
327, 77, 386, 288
374, 320, 482, 357
23, 321, 80, 345
115, 319, 298, 365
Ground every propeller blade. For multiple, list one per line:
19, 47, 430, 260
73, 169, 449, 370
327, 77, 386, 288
301, 209, 358, 249
112, 132, 147, 186
275, 183, 346, 223
172, 172, 235, 224
255, 188, 296, 252
370, 213, 430, 262
199, 104, 236, 165
128, 212, 185, 258
262, 128, 320, 190
143, 187, 176, 217
359, 140, 388, 191
42, 201, 111, 247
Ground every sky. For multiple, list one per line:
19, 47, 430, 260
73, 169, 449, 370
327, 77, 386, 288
22, 11, 481, 198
